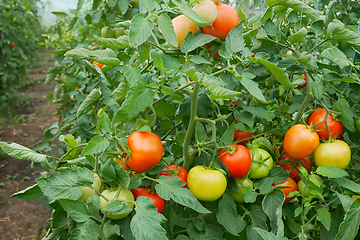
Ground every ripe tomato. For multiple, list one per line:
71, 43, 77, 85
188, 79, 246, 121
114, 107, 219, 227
272, 177, 297, 204
277, 153, 312, 182
114, 155, 129, 170
283, 124, 319, 159
298, 74, 307, 88
297, 174, 324, 197
131, 187, 165, 213
100, 187, 134, 219
202, 4, 239, 41
78, 173, 102, 203
9, 42, 15, 48
249, 147, 273, 179
192, 0, 217, 27
172, 15, 198, 48
92, 61, 104, 68
229, 178, 253, 203
187, 166, 227, 201
313, 140, 351, 169
160, 165, 188, 187
218, 144, 251, 178
234, 129, 253, 145
308, 109, 343, 140
127, 131, 163, 173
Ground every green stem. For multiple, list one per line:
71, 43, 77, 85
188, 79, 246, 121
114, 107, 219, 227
307, 39, 328, 54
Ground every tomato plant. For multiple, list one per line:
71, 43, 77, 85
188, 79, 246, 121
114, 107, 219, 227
278, 153, 312, 181
160, 165, 188, 187
218, 144, 251, 178
229, 178, 253, 203
298, 174, 324, 198
78, 173, 102, 202
248, 147, 274, 179
192, 0, 217, 27
308, 108, 344, 140
132, 187, 165, 213
272, 177, 297, 204
99, 187, 134, 220
313, 140, 351, 169
172, 15, 198, 47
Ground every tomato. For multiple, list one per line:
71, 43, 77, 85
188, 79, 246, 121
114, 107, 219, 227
248, 147, 273, 179
229, 178, 253, 203
202, 4, 239, 41
218, 144, 251, 178
172, 15, 198, 48
92, 61, 104, 68
9, 42, 15, 48
101, 26, 114, 38
131, 187, 165, 213
283, 124, 319, 159
277, 153, 312, 182
298, 74, 307, 88
114, 4, 122, 15
234, 129, 253, 145
160, 165, 188, 187
187, 166, 227, 201
286, 50, 293, 57
127, 131, 163, 173
272, 177, 297, 204
308, 109, 343, 140
114, 155, 129, 170
211, 0, 221, 3
313, 140, 351, 169
355, 118, 360, 132
78, 173, 102, 203
192, 0, 217, 27
114, 28, 126, 38
100, 187, 134, 219
297, 174, 324, 197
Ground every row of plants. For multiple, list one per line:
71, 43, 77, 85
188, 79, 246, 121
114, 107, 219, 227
2, 0, 360, 239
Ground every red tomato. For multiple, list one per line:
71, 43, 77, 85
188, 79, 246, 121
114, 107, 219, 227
272, 177, 297, 204
218, 144, 251, 178
283, 124, 319, 159
92, 61, 104, 68
202, 4, 239, 40
127, 131, 163, 173
132, 187, 165, 213
160, 165, 188, 188
307, 109, 343, 140
9, 42, 15, 48
277, 153, 312, 182
234, 129, 253, 145
172, 15, 198, 48
298, 74, 307, 88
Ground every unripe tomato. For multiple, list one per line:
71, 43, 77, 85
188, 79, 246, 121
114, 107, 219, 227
114, 4, 122, 15
160, 165, 188, 188
298, 174, 324, 197
249, 147, 273, 179
92, 61, 104, 68
229, 178, 253, 203
218, 144, 251, 178
101, 26, 114, 38
187, 166, 227, 201
172, 15, 198, 48
132, 187, 165, 213
78, 174, 103, 202
277, 153, 312, 182
113, 28, 126, 38
355, 118, 360, 132
313, 140, 351, 169
286, 50, 293, 57
283, 124, 319, 159
308, 109, 343, 140
192, 0, 217, 27
272, 177, 297, 204
202, 4, 239, 41
126, 131, 163, 173
9, 42, 15, 48
100, 187, 134, 219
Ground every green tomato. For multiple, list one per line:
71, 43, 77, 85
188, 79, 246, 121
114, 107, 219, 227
78, 174, 102, 202
286, 50, 293, 57
192, 0, 218, 27
297, 174, 324, 197
355, 118, 360, 132
113, 28, 126, 38
114, 4, 122, 15
187, 165, 227, 201
249, 147, 273, 179
101, 26, 114, 38
100, 187, 134, 219
229, 178, 253, 203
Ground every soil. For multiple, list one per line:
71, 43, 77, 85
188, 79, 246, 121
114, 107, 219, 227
0, 49, 59, 239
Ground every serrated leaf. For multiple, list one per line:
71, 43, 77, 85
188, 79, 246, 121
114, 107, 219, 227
123, 65, 142, 84
129, 13, 153, 47
288, 27, 307, 44
65, 48, 120, 66
332, 178, 360, 194
157, 14, 178, 47
140, 0, 156, 12
151, 49, 164, 70
103, 220, 120, 239
60, 199, 92, 223
180, 33, 215, 53
335, 199, 360, 240
155, 176, 210, 213
195, 122, 207, 143
316, 166, 348, 178
253, 227, 289, 240
102, 199, 132, 215
202, 74, 240, 99
69, 219, 101, 240
100, 112, 113, 133
336, 192, 353, 212
82, 135, 110, 155
111, 80, 131, 101
93, 35, 129, 49
243, 106, 275, 121
77, 89, 101, 118
327, 19, 360, 51
333, 98, 355, 132
263, 189, 285, 236
239, 72, 267, 103
320, 47, 350, 68
11, 184, 45, 200
219, 123, 235, 147
0, 142, 48, 163
36, 166, 93, 200
219, 23, 244, 59
45, 66, 62, 84
317, 208, 331, 231
101, 160, 130, 188
131, 197, 167, 240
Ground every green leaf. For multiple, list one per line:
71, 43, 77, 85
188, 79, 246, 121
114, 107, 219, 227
0, 142, 48, 163
87, 195, 100, 217
11, 184, 45, 200
263, 189, 285, 236
335, 199, 360, 240
216, 192, 246, 236
249, 205, 268, 229
312, 79, 325, 100
173, 0, 209, 27
320, 47, 350, 68
69, 219, 101, 240
239, 72, 267, 103
336, 192, 353, 212
180, 33, 216, 53
317, 207, 331, 231
100, 112, 113, 134
327, 19, 360, 52
155, 176, 210, 213
101, 160, 130, 188
264, 19, 279, 36
151, 50, 164, 70
243, 106, 275, 121
59, 199, 92, 223
140, 0, 156, 12
131, 197, 167, 240
77, 89, 101, 118
333, 178, 360, 194
45, 66, 62, 84
288, 27, 307, 44
102, 199, 132, 215
111, 80, 131, 101
253, 227, 289, 240
316, 166, 348, 178
333, 98, 355, 132
123, 65, 143, 85
219, 23, 244, 59
201, 74, 240, 99
195, 122, 207, 143
36, 166, 93, 200
65, 48, 120, 66
82, 135, 110, 155
93, 35, 129, 49
129, 13, 153, 47
265, 0, 324, 21
157, 14, 178, 47
103, 220, 120, 239
52, 11, 68, 17
190, 55, 210, 64
219, 123, 235, 147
